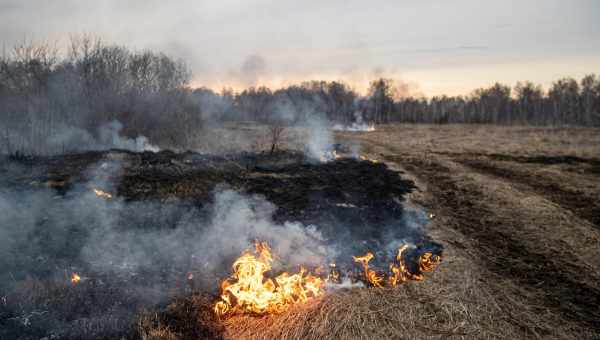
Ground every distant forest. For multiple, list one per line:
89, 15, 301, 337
1, 38, 599, 152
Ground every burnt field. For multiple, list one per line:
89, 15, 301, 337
1, 124, 600, 339
0, 145, 441, 339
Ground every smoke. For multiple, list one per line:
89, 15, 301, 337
3, 120, 160, 155
239, 54, 267, 87
332, 111, 375, 132
200, 189, 330, 269
50, 120, 160, 153
96, 121, 160, 152
0, 149, 438, 338
81, 188, 331, 281
303, 114, 334, 161
0, 158, 330, 293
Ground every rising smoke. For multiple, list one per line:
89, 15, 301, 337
0, 158, 331, 291
48, 120, 160, 154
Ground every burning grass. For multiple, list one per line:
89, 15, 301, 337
213, 240, 442, 319
214, 241, 324, 317
1, 148, 428, 339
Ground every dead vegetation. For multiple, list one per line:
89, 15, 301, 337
3, 124, 600, 339
135, 126, 600, 340
137, 294, 223, 340
335, 124, 600, 339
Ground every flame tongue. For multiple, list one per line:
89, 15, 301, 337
354, 245, 442, 287
215, 242, 442, 316
352, 252, 384, 287
70, 272, 81, 284
214, 241, 323, 317
419, 252, 442, 273
93, 188, 113, 199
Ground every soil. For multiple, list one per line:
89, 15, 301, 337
340, 125, 600, 338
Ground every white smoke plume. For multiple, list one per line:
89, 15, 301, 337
304, 115, 334, 161
332, 111, 375, 132
2, 120, 159, 155
0, 159, 330, 292
48, 120, 160, 154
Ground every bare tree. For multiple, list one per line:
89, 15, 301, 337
268, 124, 285, 154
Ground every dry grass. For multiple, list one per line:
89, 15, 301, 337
220, 246, 575, 340
178, 124, 600, 340
191, 123, 600, 158
188, 123, 309, 154
337, 124, 600, 339
7, 124, 599, 339
349, 124, 600, 158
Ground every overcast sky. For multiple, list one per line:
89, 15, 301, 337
1, 0, 599, 96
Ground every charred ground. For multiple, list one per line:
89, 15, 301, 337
3, 124, 600, 340
0, 148, 424, 340
3, 149, 417, 240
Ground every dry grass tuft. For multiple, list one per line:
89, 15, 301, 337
218, 240, 593, 340
222, 285, 476, 340
220, 263, 525, 340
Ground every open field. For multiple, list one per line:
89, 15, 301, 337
1, 124, 599, 340
332, 125, 600, 339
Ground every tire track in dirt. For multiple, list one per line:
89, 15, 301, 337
455, 156, 600, 228
355, 138, 600, 333
391, 154, 600, 332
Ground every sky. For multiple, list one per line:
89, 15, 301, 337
1, 0, 599, 96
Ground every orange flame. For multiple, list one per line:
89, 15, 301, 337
389, 244, 413, 285
93, 188, 112, 199
70, 272, 81, 284
327, 262, 340, 284
214, 241, 323, 317
355, 246, 442, 287
418, 252, 442, 274
359, 155, 379, 163
352, 252, 384, 287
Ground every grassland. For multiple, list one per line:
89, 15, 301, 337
3, 124, 599, 340
332, 125, 600, 339
219, 124, 600, 339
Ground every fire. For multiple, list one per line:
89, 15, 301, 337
70, 272, 81, 284
354, 246, 442, 287
359, 155, 379, 163
214, 241, 323, 317
93, 188, 113, 199
418, 252, 442, 274
389, 244, 413, 285
352, 252, 384, 287
327, 262, 340, 284
215, 242, 441, 316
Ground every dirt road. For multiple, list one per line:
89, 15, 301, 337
341, 125, 600, 339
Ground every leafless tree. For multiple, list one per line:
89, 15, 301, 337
268, 124, 285, 154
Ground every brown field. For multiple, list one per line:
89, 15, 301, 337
3, 124, 600, 340
218, 124, 600, 339
332, 125, 600, 339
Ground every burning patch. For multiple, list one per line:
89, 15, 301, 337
93, 188, 113, 199
70, 272, 81, 284
214, 241, 323, 316
215, 241, 442, 317
354, 245, 442, 286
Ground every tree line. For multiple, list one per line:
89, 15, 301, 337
1, 38, 599, 154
